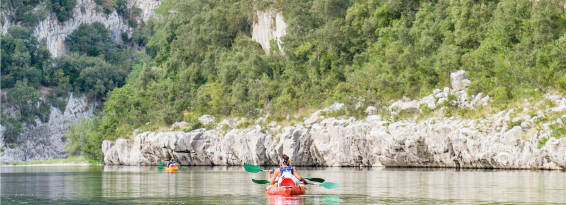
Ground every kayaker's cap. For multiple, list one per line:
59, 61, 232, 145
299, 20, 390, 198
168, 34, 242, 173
280, 154, 290, 165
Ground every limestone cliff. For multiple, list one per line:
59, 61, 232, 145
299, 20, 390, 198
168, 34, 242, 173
103, 71, 566, 169
251, 9, 287, 54
1, 0, 161, 57
3, 0, 281, 57
1, 93, 95, 163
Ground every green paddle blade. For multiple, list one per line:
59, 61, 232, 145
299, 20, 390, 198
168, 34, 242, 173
320, 182, 340, 189
251, 179, 270, 184
157, 166, 164, 170
158, 161, 165, 165
244, 164, 264, 173
305, 177, 325, 183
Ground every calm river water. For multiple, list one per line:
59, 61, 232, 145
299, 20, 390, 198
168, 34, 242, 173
2, 166, 566, 204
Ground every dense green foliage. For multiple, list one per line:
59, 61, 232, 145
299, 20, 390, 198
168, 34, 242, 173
4, 0, 44, 27
62, 23, 133, 100
3, 0, 76, 25
66, 23, 114, 57
1, 26, 51, 88
57, 53, 130, 100
65, 117, 104, 161
1, 23, 132, 144
1, 26, 52, 142
95, 0, 566, 141
50, 0, 77, 22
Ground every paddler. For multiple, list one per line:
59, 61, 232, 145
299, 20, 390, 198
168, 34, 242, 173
268, 154, 308, 188
167, 158, 176, 168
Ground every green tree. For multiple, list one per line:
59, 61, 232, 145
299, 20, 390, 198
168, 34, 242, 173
66, 116, 102, 160
1, 26, 51, 88
66, 22, 114, 57
7, 81, 41, 122
50, 0, 77, 22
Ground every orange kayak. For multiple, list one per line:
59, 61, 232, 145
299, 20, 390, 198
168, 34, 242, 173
265, 186, 306, 196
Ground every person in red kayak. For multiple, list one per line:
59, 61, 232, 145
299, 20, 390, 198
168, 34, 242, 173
268, 154, 308, 188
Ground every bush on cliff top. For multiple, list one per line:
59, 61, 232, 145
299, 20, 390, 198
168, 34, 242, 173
49, 0, 77, 22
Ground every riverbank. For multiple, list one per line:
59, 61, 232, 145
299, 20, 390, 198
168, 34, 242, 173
102, 71, 566, 169
4, 156, 94, 166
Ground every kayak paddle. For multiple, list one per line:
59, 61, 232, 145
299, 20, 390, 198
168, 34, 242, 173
157, 166, 164, 170
252, 178, 325, 184
306, 182, 340, 189
244, 164, 268, 173
305, 178, 325, 183
158, 161, 165, 165
252, 179, 271, 184
253, 179, 339, 189
245, 164, 325, 183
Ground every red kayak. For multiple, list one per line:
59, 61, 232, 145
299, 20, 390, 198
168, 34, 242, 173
265, 178, 307, 196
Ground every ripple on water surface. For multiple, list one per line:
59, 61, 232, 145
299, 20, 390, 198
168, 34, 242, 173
2, 166, 566, 204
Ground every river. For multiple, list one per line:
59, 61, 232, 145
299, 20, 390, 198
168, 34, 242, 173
2, 166, 566, 204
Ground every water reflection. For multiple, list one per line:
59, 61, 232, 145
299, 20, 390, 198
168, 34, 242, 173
2, 166, 566, 204
267, 196, 306, 205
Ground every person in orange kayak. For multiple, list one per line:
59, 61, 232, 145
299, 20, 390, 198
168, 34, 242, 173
268, 154, 308, 188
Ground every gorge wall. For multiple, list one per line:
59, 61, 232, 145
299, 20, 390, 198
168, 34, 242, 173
1, 0, 160, 163
1, 0, 161, 57
1, 1, 289, 163
103, 71, 566, 169
2, 0, 283, 57
1, 93, 95, 163
102, 107, 566, 169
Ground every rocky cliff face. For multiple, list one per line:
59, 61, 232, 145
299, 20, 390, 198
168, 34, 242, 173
2, 0, 161, 57
3, 0, 281, 57
251, 9, 287, 54
1, 93, 95, 163
103, 72, 566, 169
102, 112, 566, 169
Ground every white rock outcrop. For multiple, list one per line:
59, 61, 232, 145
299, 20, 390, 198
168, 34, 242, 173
365, 106, 377, 115
2, 0, 160, 57
451, 70, 471, 91
322, 102, 345, 113
198, 115, 216, 125
251, 9, 287, 54
102, 113, 566, 169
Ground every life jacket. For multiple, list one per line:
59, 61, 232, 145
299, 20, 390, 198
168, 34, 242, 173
278, 166, 299, 186
280, 166, 293, 176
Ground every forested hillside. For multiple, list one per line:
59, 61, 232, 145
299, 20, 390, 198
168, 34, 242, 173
0, 22, 135, 143
1, 0, 158, 163
10, 0, 566, 161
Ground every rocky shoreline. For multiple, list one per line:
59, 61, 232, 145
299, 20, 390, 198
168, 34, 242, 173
102, 71, 566, 170
102, 114, 566, 169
